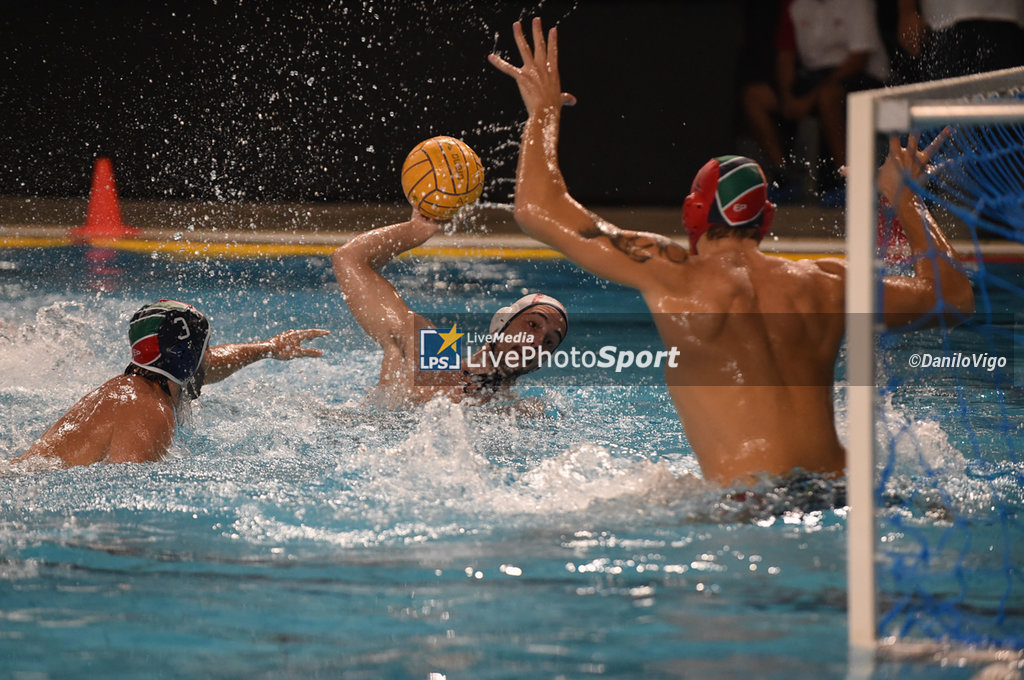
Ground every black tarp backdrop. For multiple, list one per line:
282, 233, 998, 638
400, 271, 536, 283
0, 1, 747, 206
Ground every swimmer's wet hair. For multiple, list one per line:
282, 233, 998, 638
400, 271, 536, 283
703, 223, 763, 244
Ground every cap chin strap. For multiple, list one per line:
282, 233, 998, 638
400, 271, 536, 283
687, 225, 711, 255
184, 363, 206, 401
462, 368, 506, 395
462, 339, 544, 395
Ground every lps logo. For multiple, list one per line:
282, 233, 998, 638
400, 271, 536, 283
418, 324, 464, 371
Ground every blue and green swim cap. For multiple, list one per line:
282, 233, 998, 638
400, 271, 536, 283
128, 300, 210, 390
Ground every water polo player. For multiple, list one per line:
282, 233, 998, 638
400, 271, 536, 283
332, 209, 567, 406
491, 18, 973, 487
13, 300, 328, 467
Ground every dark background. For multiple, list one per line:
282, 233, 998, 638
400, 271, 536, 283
0, 1, 754, 206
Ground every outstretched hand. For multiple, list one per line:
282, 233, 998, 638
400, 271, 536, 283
878, 126, 952, 204
265, 328, 330, 360
488, 17, 577, 114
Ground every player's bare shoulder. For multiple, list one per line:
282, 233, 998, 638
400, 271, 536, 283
779, 255, 846, 289
810, 256, 847, 279
98, 375, 175, 432
803, 256, 847, 308
753, 255, 845, 312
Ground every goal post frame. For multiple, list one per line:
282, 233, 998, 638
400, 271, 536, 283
844, 66, 1024, 666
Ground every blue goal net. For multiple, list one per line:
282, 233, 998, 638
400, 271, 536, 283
870, 90, 1024, 651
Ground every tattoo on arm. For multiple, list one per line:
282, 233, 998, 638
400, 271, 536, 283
580, 219, 688, 264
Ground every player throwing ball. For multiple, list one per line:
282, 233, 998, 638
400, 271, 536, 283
489, 18, 974, 487
333, 136, 568, 406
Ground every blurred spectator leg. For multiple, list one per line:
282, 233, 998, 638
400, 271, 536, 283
742, 81, 803, 203
816, 78, 847, 207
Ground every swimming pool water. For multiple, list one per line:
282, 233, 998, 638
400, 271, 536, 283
0, 247, 1020, 679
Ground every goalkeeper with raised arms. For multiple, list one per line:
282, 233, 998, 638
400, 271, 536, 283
490, 17, 974, 490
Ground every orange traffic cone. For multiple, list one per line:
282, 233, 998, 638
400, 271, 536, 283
70, 158, 140, 240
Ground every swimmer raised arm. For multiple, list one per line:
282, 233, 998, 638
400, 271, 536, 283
331, 209, 439, 362
489, 19, 688, 292
811, 128, 974, 329
877, 130, 975, 326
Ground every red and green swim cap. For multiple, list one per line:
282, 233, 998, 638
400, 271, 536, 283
682, 155, 775, 254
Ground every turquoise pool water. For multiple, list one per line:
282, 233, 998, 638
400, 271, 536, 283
1, 246, 1020, 679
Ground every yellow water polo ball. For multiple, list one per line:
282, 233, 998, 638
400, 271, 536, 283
400, 136, 484, 221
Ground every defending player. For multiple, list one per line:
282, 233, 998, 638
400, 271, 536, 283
13, 300, 328, 467
489, 18, 974, 487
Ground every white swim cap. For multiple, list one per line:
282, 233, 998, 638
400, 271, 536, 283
488, 293, 568, 337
